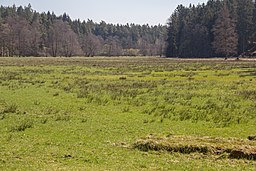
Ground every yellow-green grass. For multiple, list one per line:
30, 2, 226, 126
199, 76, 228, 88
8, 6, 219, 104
0, 57, 256, 170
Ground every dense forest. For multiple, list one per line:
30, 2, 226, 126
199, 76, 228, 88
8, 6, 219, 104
0, 4, 166, 57
1, 0, 256, 58
166, 0, 256, 58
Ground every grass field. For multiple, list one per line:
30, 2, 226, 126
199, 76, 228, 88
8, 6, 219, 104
0, 57, 256, 170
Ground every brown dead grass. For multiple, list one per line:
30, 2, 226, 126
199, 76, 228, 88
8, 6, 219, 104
0, 57, 256, 67
133, 135, 256, 160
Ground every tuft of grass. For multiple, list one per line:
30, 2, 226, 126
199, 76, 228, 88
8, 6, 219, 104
54, 111, 71, 121
122, 106, 130, 113
33, 100, 40, 105
52, 92, 59, 97
81, 118, 88, 123
119, 76, 127, 80
248, 135, 256, 141
237, 90, 256, 100
39, 117, 48, 124
0, 113, 5, 120
2, 104, 18, 114
9, 118, 34, 132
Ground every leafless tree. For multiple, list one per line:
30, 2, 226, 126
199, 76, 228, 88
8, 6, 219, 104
0, 23, 11, 56
80, 33, 103, 57
48, 19, 81, 57
48, 20, 63, 57
62, 26, 82, 57
6, 16, 32, 57
104, 36, 122, 56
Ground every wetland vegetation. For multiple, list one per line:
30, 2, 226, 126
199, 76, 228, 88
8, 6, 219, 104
0, 57, 256, 170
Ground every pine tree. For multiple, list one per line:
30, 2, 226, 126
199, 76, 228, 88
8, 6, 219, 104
212, 5, 238, 57
236, 0, 254, 53
166, 13, 178, 57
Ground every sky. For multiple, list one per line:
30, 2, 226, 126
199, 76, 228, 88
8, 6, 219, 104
1, 0, 207, 25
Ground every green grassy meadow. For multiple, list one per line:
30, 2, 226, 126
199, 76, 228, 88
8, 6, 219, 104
0, 57, 256, 170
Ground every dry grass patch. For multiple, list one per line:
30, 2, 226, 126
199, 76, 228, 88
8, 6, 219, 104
133, 134, 256, 160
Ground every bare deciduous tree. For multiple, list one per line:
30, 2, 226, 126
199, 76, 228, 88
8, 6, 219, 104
0, 23, 11, 56
80, 33, 103, 57
62, 26, 82, 57
48, 20, 81, 57
6, 16, 33, 57
104, 36, 122, 56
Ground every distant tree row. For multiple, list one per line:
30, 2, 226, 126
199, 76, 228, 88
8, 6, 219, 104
0, 4, 166, 57
166, 0, 256, 58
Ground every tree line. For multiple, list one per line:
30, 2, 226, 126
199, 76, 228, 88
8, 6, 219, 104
0, 4, 166, 57
166, 0, 256, 58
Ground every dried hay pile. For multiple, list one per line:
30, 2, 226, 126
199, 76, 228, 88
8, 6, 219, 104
133, 134, 256, 160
